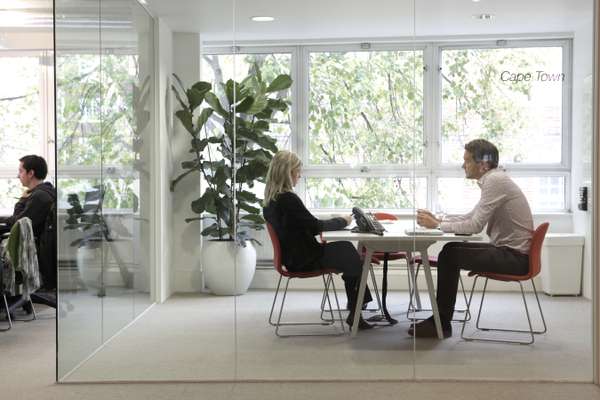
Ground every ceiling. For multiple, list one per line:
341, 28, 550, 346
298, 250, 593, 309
145, 0, 594, 42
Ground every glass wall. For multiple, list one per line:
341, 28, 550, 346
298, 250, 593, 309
412, 0, 594, 380
54, 0, 595, 384
56, 0, 155, 380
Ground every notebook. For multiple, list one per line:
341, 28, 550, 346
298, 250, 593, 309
404, 227, 444, 236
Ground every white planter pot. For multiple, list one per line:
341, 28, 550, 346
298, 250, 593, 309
201, 240, 256, 296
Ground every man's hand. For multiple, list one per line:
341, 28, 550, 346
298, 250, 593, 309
416, 209, 440, 229
343, 214, 353, 226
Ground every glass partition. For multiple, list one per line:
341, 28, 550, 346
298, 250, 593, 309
232, 0, 419, 380
50, 0, 595, 384
56, 0, 156, 380
413, 0, 594, 381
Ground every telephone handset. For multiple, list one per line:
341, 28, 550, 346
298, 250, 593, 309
351, 207, 385, 236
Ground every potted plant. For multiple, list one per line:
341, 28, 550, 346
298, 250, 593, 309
64, 186, 134, 295
170, 65, 292, 295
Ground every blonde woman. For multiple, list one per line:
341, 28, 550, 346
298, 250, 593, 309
262, 150, 373, 329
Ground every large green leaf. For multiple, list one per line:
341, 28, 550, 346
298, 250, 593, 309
236, 160, 269, 183
242, 149, 272, 163
191, 191, 211, 214
192, 81, 211, 94
196, 108, 214, 132
236, 190, 260, 203
238, 202, 260, 214
186, 87, 206, 111
246, 95, 268, 115
224, 79, 243, 105
234, 96, 254, 113
200, 223, 220, 237
205, 92, 228, 117
212, 164, 227, 186
267, 98, 289, 112
175, 110, 194, 134
191, 138, 208, 153
266, 74, 293, 93
241, 214, 265, 224
254, 120, 269, 131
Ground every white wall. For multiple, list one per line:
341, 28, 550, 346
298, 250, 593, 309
571, 16, 595, 299
170, 32, 204, 293
154, 18, 174, 302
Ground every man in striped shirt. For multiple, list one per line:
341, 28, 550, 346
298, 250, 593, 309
410, 139, 534, 338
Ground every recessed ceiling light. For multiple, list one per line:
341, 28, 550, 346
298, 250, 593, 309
251, 16, 275, 22
472, 0, 481, 2
473, 13, 494, 20
138, 0, 147, 4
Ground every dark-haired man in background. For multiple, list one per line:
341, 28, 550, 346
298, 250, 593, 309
0, 155, 56, 290
410, 139, 534, 338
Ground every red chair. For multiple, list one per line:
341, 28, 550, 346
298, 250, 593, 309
407, 254, 471, 322
461, 223, 549, 344
266, 223, 345, 337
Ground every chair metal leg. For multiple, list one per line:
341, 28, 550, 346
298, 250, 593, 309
462, 277, 547, 345
407, 264, 470, 322
0, 294, 12, 332
271, 274, 345, 337
268, 275, 284, 326
366, 264, 383, 314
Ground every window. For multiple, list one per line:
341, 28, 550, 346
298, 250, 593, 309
308, 49, 424, 166
201, 51, 293, 151
56, 50, 151, 213
440, 46, 564, 166
0, 51, 54, 213
201, 39, 571, 213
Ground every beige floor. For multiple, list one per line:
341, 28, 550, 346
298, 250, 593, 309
2, 303, 600, 400
59, 290, 593, 382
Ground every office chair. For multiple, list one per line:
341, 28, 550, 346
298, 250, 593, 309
461, 222, 549, 345
407, 254, 471, 322
266, 223, 345, 337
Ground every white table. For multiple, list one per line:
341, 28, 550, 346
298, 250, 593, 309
321, 222, 482, 338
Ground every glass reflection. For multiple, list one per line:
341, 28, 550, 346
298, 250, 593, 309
56, 0, 103, 378
56, 0, 155, 380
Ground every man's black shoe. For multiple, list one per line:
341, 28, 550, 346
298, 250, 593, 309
407, 317, 452, 338
346, 314, 374, 330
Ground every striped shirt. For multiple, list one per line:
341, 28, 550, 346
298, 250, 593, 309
440, 168, 534, 254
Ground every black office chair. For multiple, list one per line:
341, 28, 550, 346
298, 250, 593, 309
31, 201, 57, 309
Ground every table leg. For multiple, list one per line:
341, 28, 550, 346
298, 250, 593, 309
352, 247, 373, 337
419, 247, 444, 339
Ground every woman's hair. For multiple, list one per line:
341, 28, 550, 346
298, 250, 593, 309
263, 150, 302, 206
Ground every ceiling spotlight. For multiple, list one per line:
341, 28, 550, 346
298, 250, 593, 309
472, 0, 481, 2
251, 16, 275, 22
138, 0, 147, 4
473, 13, 494, 20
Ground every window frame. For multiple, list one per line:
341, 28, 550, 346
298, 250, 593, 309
202, 37, 574, 213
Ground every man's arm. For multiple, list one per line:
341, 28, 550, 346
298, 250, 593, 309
3, 192, 52, 229
440, 176, 506, 234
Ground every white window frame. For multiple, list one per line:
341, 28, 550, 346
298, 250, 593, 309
0, 50, 55, 181
201, 37, 573, 213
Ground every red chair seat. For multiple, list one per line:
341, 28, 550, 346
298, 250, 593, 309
412, 255, 438, 266
468, 271, 531, 282
279, 267, 339, 279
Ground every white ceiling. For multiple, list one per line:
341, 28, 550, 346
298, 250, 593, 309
146, 0, 594, 42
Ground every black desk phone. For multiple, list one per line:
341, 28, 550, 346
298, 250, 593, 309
351, 207, 385, 236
